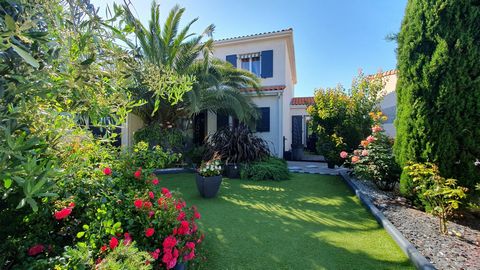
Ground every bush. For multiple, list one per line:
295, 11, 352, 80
404, 163, 468, 234
119, 141, 182, 174
241, 158, 290, 181
395, 0, 480, 194
134, 125, 186, 154
205, 126, 270, 164
342, 112, 400, 191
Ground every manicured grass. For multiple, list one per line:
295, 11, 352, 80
159, 173, 413, 270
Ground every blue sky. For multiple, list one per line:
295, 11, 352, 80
92, 0, 407, 97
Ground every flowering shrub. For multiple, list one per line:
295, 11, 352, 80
404, 162, 468, 234
341, 112, 400, 190
198, 159, 222, 177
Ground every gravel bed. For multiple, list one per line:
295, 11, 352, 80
350, 177, 480, 270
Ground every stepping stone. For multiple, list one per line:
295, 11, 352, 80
305, 165, 318, 168
288, 166, 302, 170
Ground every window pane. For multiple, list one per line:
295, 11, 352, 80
241, 58, 250, 71
251, 57, 261, 76
256, 107, 270, 132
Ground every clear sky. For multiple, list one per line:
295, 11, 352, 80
91, 0, 407, 97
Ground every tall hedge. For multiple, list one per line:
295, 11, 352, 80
395, 0, 480, 194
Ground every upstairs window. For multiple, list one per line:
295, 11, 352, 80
240, 53, 261, 77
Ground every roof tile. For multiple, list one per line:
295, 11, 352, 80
291, 97, 315, 106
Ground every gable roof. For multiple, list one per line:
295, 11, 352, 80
242, 85, 286, 93
291, 97, 314, 106
214, 28, 293, 42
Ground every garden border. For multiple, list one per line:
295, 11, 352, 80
338, 171, 436, 270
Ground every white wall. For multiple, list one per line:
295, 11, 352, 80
121, 113, 144, 148
250, 95, 282, 157
379, 74, 397, 137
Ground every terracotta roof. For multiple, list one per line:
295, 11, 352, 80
367, 69, 397, 79
215, 28, 293, 42
291, 97, 315, 106
241, 85, 286, 93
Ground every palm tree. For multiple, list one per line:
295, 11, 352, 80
120, 1, 260, 129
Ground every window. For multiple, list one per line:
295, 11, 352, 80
255, 107, 270, 132
240, 53, 261, 77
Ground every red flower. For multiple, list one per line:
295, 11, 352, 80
134, 199, 143, 209
175, 201, 185, 210
134, 168, 142, 179
68, 202, 75, 208
192, 222, 198, 233
103, 167, 112, 175
162, 236, 177, 250
197, 233, 205, 244
149, 191, 155, 199
123, 232, 132, 246
186, 242, 195, 249
177, 211, 186, 221
150, 248, 161, 260
100, 245, 107, 252
109, 237, 119, 250
144, 201, 153, 209
148, 211, 155, 218
145, 228, 155, 237
54, 208, 72, 220
27, 244, 45, 256
157, 198, 164, 206
184, 250, 195, 261
162, 251, 177, 270
177, 220, 190, 235
194, 210, 201, 220
152, 178, 159, 185
161, 187, 172, 198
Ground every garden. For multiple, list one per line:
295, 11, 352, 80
1, 0, 479, 269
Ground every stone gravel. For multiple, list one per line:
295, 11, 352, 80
350, 177, 480, 270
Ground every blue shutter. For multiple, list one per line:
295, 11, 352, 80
261, 50, 273, 78
256, 107, 270, 132
226, 54, 237, 67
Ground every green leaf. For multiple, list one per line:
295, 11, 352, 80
26, 198, 38, 212
5, 15, 15, 31
11, 44, 39, 68
4, 178, 12, 189
82, 224, 90, 230
16, 198, 26, 209
113, 221, 121, 229
76, 231, 85, 238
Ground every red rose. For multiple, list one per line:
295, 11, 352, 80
68, 202, 75, 208
100, 245, 107, 252
194, 210, 201, 220
27, 244, 45, 256
103, 167, 112, 175
161, 187, 172, 198
134, 199, 143, 209
184, 250, 195, 261
177, 220, 190, 235
177, 211, 186, 221
157, 198, 164, 206
145, 228, 155, 237
186, 242, 195, 249
54, 208, 72, 220
109, 237, 118, 250
162, 235, 177, 250
144, 201, 153, 209
152, 178, 159, 185
149, 191, 154, 199
134, 168, 142, 179
150, 248, 160, 260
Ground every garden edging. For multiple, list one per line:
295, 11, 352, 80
339, 171, 436, 270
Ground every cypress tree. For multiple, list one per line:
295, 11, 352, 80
395, 0, 480, 194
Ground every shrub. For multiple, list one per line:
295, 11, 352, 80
343, 112, 401, 191
204, 126, 270, 164
404, 163, 468, 234
134, 125, 186, 153
241, 158, 290, 181
395, 0, 480, 193
97, 243, 153, 270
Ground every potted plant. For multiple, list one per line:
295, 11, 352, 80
196, 158, 223, 198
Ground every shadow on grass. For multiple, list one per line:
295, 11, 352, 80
159, 173, 413, 270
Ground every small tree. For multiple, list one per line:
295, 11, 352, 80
405, 163, 468, 234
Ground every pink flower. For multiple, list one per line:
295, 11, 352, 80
194, 210, 201, 220
361, 150, 369, 156
134, 168, 142, 179
186, 242, 195, 249
150, 248, 160, 260
123, 233, 132, 246
351, 156, 360, 164
152, 178, 159, 185
372, 125, 383, 133
54, 208, 72, 220
109, 237, 118, 250
103, 167, 112, 175
162, 251, 177, 269
161, 187, 172, 198
184, 250, 195, 261
366, 135, 376, 143
339, 151, 348, 159
27, 244, 45, 256
149, 191, 155, 199
177, 220, 190, 235
145, 228, 155, 237
134, 199, 143, 209
177, 211, 186, 221
148, 211, 155, 218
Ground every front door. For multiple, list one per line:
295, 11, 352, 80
292, 115, 303, 146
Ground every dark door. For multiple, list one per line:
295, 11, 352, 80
292, 115, 303, 146
193, 111, 207, 145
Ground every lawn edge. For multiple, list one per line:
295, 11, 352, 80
339, 171, 436, 270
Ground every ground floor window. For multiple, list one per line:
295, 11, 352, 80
255, 107, 270, 132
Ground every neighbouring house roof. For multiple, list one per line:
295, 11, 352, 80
291, 97, 315, 106
241, 85, 286, 93
367, 69, 398, 79
214, 28, 293, 42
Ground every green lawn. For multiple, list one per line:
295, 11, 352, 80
159, 173, 413, 270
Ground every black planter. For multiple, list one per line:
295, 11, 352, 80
327, 161, 335, 169
174, 262, 187, 270
224, 163, 240, 178
195, 174, 222, 198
